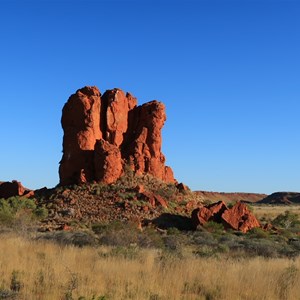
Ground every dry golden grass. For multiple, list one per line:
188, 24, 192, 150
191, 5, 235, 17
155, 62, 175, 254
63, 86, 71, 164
0, 234, 300, 300
252, 204, 300, 222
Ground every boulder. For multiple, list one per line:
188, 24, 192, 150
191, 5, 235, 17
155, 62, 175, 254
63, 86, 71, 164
221, 202, 260, 233
191, 201, 227, 228
0, 180, 33, 199
140, 192, 168, 208
191, 201, 260, 233
59, 86, 175, 185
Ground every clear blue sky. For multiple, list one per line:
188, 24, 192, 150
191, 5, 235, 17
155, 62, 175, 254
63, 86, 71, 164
1, 0, 299, 194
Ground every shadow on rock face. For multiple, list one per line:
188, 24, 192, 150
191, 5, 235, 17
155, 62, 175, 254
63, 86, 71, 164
150, 213, 194, 231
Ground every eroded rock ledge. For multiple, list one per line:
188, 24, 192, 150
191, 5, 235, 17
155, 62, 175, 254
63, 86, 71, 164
59, 86, 175, 185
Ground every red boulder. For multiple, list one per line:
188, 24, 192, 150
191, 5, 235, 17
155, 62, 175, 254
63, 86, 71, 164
221, 202, 260, 233
192, 201, 227, 228
191, 201, 260, 233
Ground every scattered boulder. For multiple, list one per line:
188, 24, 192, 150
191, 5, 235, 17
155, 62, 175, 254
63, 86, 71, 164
191, 201, 260, 233
140, 192, 168, 208
59, 86, 175, 185
221, 202, 260, 233
0, 180, 33, 199
191, 201, 227, 227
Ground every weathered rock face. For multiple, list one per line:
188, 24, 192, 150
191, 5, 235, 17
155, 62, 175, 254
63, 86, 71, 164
125, 101, 174, 181
0, 180, 33, 199
191, 201, 260, 233
59, 86, 175, 185
94, 139, 123, 184
59, 86, 102, 184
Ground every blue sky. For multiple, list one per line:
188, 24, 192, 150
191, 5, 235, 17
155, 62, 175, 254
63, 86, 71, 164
0, 0, 299, 194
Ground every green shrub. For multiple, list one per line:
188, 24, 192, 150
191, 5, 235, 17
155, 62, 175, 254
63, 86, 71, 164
240, 238, 280, 258
37, 231, 97, 247
0, 197, 36, 214
156, 184, 177, 200
192, 231, 218, 247
0, 288, 17, 299
0, 197, 48, 227
203, 221, 224, 234
272, 211, 300, 229
247, 227, 269, 239
118, 191, 135, 200
34, 206, 48, 219
109, 246, 139, 260
163, 233, 188, 251
10, 270, 23, 292
193, 246, 218, 258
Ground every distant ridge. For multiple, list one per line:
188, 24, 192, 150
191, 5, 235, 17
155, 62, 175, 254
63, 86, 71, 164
195, 191, 267, 204
258, 192, 300, 205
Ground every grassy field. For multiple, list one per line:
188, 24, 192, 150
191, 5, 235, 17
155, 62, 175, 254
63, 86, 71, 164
0, 233, 300, 300
1, 198, 300, 299
252, 204, 300, 222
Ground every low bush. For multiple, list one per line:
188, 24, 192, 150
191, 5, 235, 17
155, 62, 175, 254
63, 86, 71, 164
37, 231, 97, 247
239, 238, 280, 258
203, 221, 224, 235
247, 227, 270, 239
272, 211, 300, 229
0, 197, 48, 227
94, 221, 165, 249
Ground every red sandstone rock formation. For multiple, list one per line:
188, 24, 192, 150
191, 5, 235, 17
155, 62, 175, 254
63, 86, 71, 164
0, 180, 33, 199
59, 86, 175, 185
191, 201, 260, 233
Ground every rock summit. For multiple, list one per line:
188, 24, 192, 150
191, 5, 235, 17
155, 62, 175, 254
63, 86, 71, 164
59, 86, 175, 185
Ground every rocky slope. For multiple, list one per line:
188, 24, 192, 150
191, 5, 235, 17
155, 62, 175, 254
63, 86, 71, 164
34, 175, 260, 233
35, 174, 201, 231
